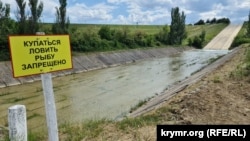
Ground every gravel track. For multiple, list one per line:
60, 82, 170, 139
204, 24, 242, 50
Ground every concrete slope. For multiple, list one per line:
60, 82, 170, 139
204, 24, 243, 50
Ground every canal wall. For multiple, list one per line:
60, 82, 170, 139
0, 47, 191, 88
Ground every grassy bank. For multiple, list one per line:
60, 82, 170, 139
67, 23, 227, 48
231, 22, 250, 48
184, 23, 227, 46
230, 44, 250, 78
43, 23, 226, 37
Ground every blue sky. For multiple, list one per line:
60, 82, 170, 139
2, 0, 250, 24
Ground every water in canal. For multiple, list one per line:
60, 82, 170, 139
0, 49, 228, 131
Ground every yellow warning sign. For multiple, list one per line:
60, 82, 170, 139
9, 35, 72, 77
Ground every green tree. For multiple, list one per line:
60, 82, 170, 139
0, 0, 16, 61
52, 0, 70, 34
246, 11, 250, 37
0, 1, 15, 36
169, 7, 186, 45
28, 0, 43, 34
16, 0, 27, 34
194, 19, 205, 25
216, 18, 230, 24
0, 1, 16, 38
210, 18, 217, 24
206, 19, 210, 24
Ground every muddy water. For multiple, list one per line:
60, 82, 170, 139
0, 49, 228, 131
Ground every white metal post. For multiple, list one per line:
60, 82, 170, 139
41, 73, 59, 141
37, 32, 59, 141
8, 105, 27, 141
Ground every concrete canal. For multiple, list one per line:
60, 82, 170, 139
0, 49, 228, 131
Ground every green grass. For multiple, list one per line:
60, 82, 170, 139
117, 115, 160, 131
0, 91, 14, 97
60, 119, 111, 141
230, 44, 250, 79
57, 115, 161, 140
0, 128, 45, 141
41, 23, 164, 35
27, 113, 41, 120
65, 23, 227, 49
231, 22, 250, 48
42, 23, 227, 41
183, 23, 228, 46
129, 99, 149, 113
69, 24, 164, 35
213, 76, 222, 83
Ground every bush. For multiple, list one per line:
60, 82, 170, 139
188, 30, 206, 49
155, 25, 169, 45
231, 36, 250, 48
98, 25, 112, 40
123, 37, 137, 48
155, 41, 161, 46
0, 49, 10, 61
145, 35, 154, 47
190, 36, 202, 49
0, 37, 10, 61
113, 40, 122, 49
134, 30, 147, 46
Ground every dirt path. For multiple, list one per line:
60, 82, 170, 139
204, 24, 242, 50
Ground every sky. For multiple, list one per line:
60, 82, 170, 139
2, 0, 250, 25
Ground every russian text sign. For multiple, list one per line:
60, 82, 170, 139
9, 35, 72, 77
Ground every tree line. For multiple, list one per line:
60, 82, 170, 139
194, 18, 230, 25
71, 7, 188, 52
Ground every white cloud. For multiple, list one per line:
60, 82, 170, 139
200, 11, 218, 20
107, 0, 173, 24
107, 0, 127, 4
199, 3, 225, 19
41, 0, 58, 22
68, 3, 115, 23
1, 0, 250, 24
126, 9, 170, 24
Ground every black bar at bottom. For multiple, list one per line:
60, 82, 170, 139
157, 125, 250, 141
